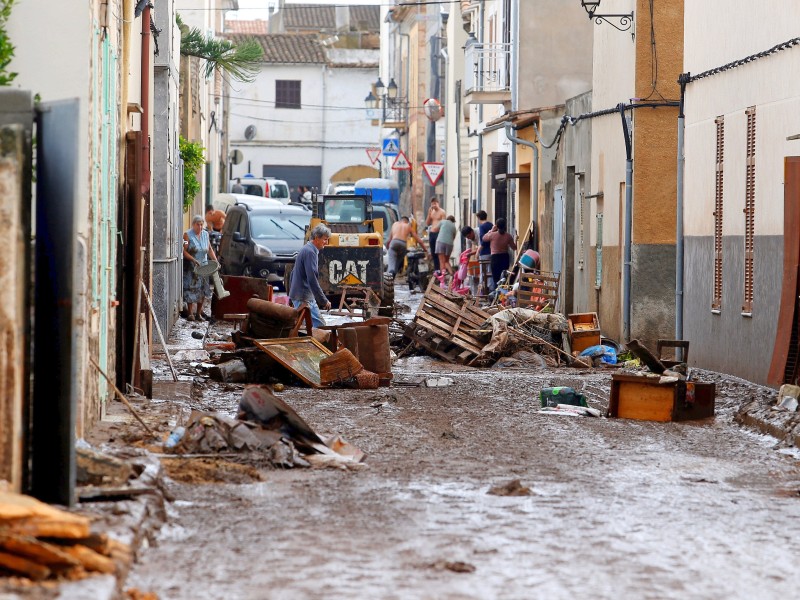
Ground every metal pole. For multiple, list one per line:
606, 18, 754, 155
619, 104, 633, 343
675, 74, 689, 357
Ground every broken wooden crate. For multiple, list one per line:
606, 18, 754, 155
404, 280, 491, 364
516, 269, 560, 311
608, 373, 715, 422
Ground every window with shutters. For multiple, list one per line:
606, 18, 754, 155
742, 107, 756, 315
712, 116, 724, 312
275, 80, 301, 109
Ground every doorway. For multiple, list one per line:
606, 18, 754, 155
768, 156, 800, 386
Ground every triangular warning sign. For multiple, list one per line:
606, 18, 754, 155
366, 147, 381, 164
422, 162, 444, 185
391, 150, 411, 171
339, 273, 364, 285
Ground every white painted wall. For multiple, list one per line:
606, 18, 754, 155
8, 0, 92, 235
589, 0, 636, 249
683, 0, 800, 237
229, 56, 379, 186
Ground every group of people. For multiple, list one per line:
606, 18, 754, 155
385, 197, 519, 292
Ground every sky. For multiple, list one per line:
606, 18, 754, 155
231, 0, 378, 21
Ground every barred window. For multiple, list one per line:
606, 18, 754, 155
275, 80, 301, 109
712, 116, 724, 312
743, 107, 756, 315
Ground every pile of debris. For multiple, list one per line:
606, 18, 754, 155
163, 385, 365, 470
203, 298, 393, 390
0, 491, 128, 582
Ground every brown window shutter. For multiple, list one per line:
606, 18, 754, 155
712, 116, 724, 311
743, 106, 756, 314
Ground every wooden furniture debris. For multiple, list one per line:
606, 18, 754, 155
567, 312, 601, 354
253, 337, 333, 388
0, 490, 129, 582
245, 298, 312, 339
404, 280, 492, 365
657, 339, 690, 368
323, 317, 393, 386
608, 374, 715, 422
211, 275, 272, 320
516, 270, 560, 311
319, 348, 363, 385
329, 285, 380, 319
626, 339, 667, 374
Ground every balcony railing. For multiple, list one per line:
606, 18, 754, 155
464, 42, 511, 95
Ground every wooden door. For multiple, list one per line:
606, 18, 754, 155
768, 157, 800, 385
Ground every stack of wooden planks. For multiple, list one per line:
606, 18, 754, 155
0, 491, 128, 581
404, 280, 491, 364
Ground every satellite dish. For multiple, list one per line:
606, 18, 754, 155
244, 124, 257, 140
229, 149, 243, 165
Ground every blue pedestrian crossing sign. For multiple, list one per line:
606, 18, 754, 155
382, 138, 400, 157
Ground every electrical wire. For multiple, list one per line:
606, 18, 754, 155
639, 0, 666, 102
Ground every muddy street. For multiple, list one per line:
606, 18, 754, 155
124, 292, 800, 599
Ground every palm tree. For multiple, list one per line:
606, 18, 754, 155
177, 14, 262, 83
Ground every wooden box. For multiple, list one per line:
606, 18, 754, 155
608, 374, 716, 422
567, 312, 601, 354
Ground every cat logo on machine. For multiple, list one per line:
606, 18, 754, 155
329, 259, 369, 285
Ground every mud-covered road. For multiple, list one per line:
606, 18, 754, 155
127, 292, 800, 599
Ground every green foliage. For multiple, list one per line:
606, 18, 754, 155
176, 13, 262, 83
0, 0, 17, 86
179, 136, 205, 212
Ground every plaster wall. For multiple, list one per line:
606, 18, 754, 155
684, 235, 782, 385
684, 56, 800, 237
517, 0, 593, 109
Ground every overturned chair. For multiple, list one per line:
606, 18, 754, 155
244, 298, 313, 339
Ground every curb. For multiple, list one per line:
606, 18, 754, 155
735, 398, 800, 448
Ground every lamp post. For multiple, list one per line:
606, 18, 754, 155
580, 0, 634, 32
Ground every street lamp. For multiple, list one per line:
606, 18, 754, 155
364, 78, 407, 128
580, 0, 634, 32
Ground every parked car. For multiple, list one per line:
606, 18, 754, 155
229, 175, 291, 203
217, 201, 311, 288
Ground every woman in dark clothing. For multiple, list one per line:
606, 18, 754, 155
482, 217, 517, 287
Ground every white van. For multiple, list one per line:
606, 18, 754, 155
213, 193, 282, 214
229, 176, 291, 204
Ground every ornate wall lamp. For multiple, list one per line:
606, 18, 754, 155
581, 1, 634, 33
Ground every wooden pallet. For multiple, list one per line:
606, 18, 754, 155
404, 279, 491, 364
516, 269, 560, 310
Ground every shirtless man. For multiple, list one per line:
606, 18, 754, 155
386, 216, 429, 276
425, 197, 446, 256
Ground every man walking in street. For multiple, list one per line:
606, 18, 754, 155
289, 224, 332, 328
425, 197, 446, 255
386, 216, 429, 276
231, 178, 244, 193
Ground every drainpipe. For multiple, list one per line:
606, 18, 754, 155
141, 5, 151, 200
676, 74, 689, 354
504, 122, 538, 250
508, 0, 519, 229
619, 103, 633, 342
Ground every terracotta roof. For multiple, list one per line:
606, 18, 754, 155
225, 33, 326, 64
283, 4, 380, 32
224, 20, 269, 35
